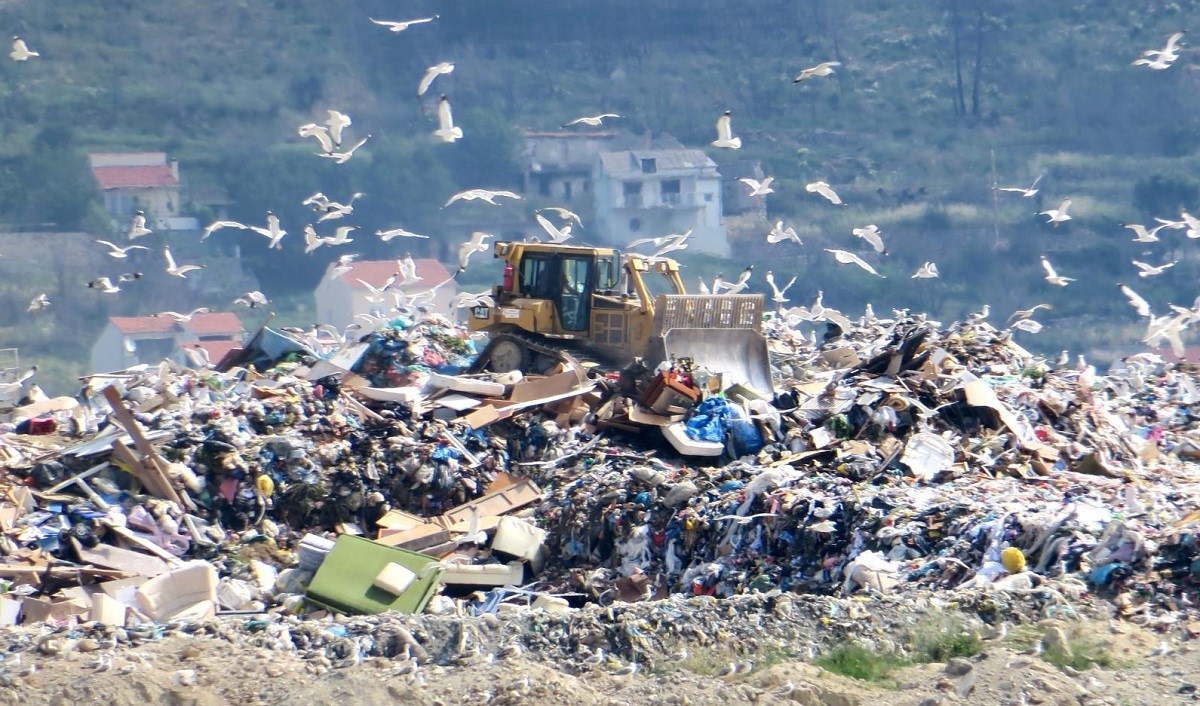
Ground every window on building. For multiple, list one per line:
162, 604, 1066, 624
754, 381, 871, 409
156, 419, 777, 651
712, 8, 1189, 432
629, 218, 642, 232
704, 192, 714, 203
537, 176, 551, 196
563, 181, 573, 202
661, 179, 681, 206
623, 181, 643, 208
640, 158, 657, 174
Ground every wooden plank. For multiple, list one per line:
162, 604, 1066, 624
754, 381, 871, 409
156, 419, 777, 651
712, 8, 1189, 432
103, 385, 182, 504
438, 479, 542, 527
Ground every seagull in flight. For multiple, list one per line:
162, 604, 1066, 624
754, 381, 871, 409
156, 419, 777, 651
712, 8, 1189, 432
793, 61, 840, 83
537, 207, 583, 228
1123, 222, 1166, 243
201, 219, 249, 241
250, 211, 287, 249
9, 36, 37, 61
325, 110, 352, 147
711, 110, 741, 149
153, 307, 211, 323
128, 210, 152, 240
1005, 303, 1052, 326
318, 134, 371, 164
1135, 31, 1186, 68
1009, 319, 1044, 334
1118, 283, 1153, 317
95, 240, 149, 259
164, 246, 205, 278
417, 62, 455, 97
27, 293, 49, 313
434, 95, 463, 143
357, 275, 396, 305
376, 226, 429, 241
739, 176, 774, 197
1156, 210, 1200, 238
826, 248, 884, 277
87, 277, 120, 293
626, 230, 691, 251
715, 265, 754, 294
765, 271, 796, 304
1040, 255, 1074, 286
454, 289, 496, 309
330, 253, 359, 279
397, 254, 422, 286
315, 192, 363, 222
911, 261, 939, 279
563, 113, 620, 127
767, 220, 802, 245
534, 213, 572, 243
444, 188, 523, 207
1132, 259, 1177, 278
117, 271, 143, 282
852, 224, 887, 254
997, 170, 1045, 198
369, 16, 438, 33
1038, 198, 1072, 226
805, 180, 844, 205
457, 232, 493, 273
234, 291, 269, 308
298, 122, 334, 154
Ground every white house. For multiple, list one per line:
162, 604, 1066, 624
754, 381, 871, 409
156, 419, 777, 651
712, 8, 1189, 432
314, 259, 456, 330
520, 129, 619, 205
593, 149, 727, 256
90, 313, 246, 373
88, 152, 182, 226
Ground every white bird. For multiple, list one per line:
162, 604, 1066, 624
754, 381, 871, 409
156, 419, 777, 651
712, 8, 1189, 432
1132, 259, 1177, 278
1133, 54, 1176, 70
434, 95, 464, 143
1038, 198, 1072, 226
444, 188, 523, 207
651, 234, 690, 259
1140, 30, 1187, 62
1040, 256, 1074, 286
128, 210, 153, 240
1118, 282, 1153, 317
1010, 319, 1044, 334
537, 207, 584, 228
163, 247, 204, 278
250, 211, 287, 249
788, 290, 854, 332
696, 277, 710, 294
27, 293, 49, 313
457, 232, 494, 273
852, 224, 887, 254
417, 61, 455, 97
805, 180, 844, 205
10, 36, 38, 61
357, 275, 397, 305
711, 110, 742, 149
369, 16, 438, 33
153, 307, 211, 323
997, 170, 1045, 198
95, 239, 149, 258
454, 289, 496, 309
1156, 210, 1200, 238
563, 113, 620, 127
397, 254, 422, 286
793, 61, 840, 83
87, 277, 120, 294
716, 266, 754, 295
1144, 313, 1187, 357
767, 220, 802, 245
302, 192, 329, 209
316, 192, 363, 222
325, 110, 352, 147
331, 253, 359, 279
1005, 303, 1052, 325
324, 225, 356, 246
911, 261, 939, 279
297, 122, 335, 153
234, 291, 269, 308
826, 248, 884, 277
626, 230, 691, 250
303, 224, 323, 254
1123, 222, 1166, 243
609, 662, 639, 677
307, 224, 356, 253
376, 226, 429, 241
534, 213, 572, 243
201, 219, 249, 241
319, 134, 371, 164
739, 176, 774, 197
117, 271, 143, 282
716, 662, 740, 680
765, 271, 796, 304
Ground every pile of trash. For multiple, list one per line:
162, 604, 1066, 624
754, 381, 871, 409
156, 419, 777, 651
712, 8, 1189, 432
0, 308, 1198, 635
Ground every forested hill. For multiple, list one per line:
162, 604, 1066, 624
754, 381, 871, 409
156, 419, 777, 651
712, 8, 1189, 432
1, 0, 1199, 357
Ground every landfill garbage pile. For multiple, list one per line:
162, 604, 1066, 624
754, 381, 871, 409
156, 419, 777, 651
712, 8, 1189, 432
0, 307, 1198, 638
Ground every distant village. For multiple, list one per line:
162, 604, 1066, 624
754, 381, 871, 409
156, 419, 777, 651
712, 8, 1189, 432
78, 131, 768, 376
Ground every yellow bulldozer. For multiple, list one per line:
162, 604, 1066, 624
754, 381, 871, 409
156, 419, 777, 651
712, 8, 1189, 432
465, 240, 773, 392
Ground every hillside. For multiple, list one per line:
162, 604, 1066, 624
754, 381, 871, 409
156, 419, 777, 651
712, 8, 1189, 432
1, 0, 1199, 390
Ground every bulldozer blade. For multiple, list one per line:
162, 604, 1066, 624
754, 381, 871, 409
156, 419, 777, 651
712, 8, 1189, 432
662, 328, 773, 393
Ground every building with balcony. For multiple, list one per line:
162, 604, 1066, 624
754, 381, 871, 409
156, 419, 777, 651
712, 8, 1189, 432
593, 148, 727, 256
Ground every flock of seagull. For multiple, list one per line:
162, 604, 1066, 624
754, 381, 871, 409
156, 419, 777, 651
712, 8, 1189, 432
10, 17, 1199, 362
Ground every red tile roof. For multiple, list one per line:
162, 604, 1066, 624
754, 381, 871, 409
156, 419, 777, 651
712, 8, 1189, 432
183, 313, 245, 336
109, 315, 175, 335
186, 340, 242, 363
334, 259, 453, 289
92, 165, 178, 190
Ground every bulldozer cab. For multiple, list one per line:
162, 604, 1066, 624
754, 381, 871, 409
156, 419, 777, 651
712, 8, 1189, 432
514, 247, 622, 332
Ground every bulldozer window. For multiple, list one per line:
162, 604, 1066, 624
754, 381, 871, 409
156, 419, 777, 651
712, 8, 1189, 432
520, 256, 551, 298
558, 255, 592, 331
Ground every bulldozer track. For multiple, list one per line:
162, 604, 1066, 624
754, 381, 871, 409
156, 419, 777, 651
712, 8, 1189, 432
468, 329, 607, 376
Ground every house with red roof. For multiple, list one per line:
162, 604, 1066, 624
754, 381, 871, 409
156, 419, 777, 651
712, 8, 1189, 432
88, 152, 181, 226
314, 258, 456, 330
90, 312, 246, 373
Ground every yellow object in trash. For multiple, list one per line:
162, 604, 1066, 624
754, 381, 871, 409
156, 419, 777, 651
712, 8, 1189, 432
256, 473, 275, 497
1001, 546, 1026, 574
